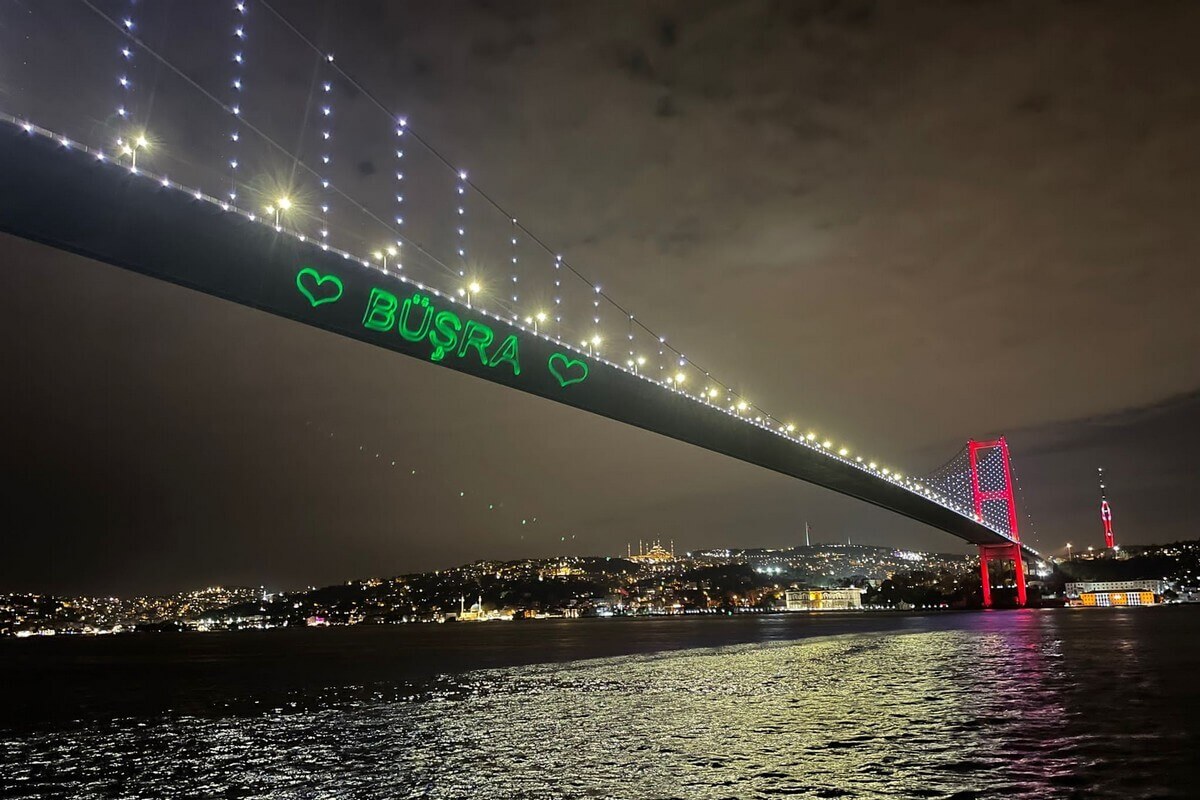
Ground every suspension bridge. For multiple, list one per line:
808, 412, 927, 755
0, 1, 1042, 605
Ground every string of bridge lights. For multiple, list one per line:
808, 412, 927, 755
115, 2, 134, 123
75, 1, 973, 511
510, 219, 520, 315
83, 0, 466, 285
371, 120, 406, 274
455, 169, 468, 277
8, 108, 997, 538
227, 2, 247, 204
1007, 452, 1042, 546
553, 254, 564, 331
20, 2, 1031, 544
112, 1, 146, 171
316, 54, 334, 241
385, 117, 406, 272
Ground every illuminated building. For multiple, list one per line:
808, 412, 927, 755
1064, 580, 1168, 597
540, 562, 584, 578
454, 595, 486, 621
784, 588, 864, 611
1076, 591, 1156, 607
627, 540, 675, 564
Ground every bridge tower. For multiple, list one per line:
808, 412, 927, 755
968, 437, 1027, 608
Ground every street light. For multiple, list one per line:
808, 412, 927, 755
373, 245, 399, 271
119, 132, 149, 169
466, 280, 481, 308
534, 311, 547, 335
265, 196, 292, 227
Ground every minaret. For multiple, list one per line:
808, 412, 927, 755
805, 521, 811, 547
1099, 467, 1116, 549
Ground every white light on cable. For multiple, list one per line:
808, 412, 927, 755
115, 2, 137, 143
454, 168, 469, 277
510, 219, 520, 310
316, 55, 334, 240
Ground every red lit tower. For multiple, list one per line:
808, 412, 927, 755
968, 437, 1027, 608
1099, 467, 1115, 549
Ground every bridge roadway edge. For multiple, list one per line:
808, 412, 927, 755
0, 127, 1030, 555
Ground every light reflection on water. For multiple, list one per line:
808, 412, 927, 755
3, 611, 1197, 799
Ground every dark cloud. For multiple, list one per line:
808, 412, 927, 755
1013, 92, 1053, 115
654, 94, 677, 118
657, 18, 679, 49
470, 31, 538, 63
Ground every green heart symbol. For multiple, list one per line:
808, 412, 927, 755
295, 267, 344, 307
548, 353, 589, 388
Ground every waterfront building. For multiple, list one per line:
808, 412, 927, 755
453, 595, 486, 621
1064, 580, 1169, 597
784, 588, 865, 611
1076, 591, 1157, 607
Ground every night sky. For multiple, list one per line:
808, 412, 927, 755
2, 0, 1199, 595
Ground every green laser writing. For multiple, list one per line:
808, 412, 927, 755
548, 353, 589, 388
295, 267, 344, 307
359, 285, 521, 375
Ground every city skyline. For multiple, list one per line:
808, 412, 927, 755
7, 537, 1195, 637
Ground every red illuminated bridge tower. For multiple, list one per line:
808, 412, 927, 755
969, 437, 1027, 608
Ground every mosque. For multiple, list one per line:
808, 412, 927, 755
626, 540, 676, 564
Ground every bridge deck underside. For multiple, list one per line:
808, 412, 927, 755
0, 128, 1028, 554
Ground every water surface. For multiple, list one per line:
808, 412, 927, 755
2, 609, 1196, 799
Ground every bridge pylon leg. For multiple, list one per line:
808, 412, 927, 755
1011, 544, 1027, 607
978, 546, 992, 608
978, 544, 1027, 609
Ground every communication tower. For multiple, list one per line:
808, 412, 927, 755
1098, 467, 1116, 549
